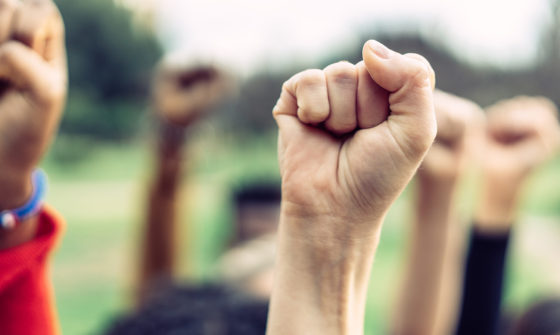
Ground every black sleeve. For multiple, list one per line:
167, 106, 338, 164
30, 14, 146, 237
455, 225, 511, 335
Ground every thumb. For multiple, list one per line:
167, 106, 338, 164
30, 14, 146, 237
362, 40, 437, 160
0, 41, 64, 105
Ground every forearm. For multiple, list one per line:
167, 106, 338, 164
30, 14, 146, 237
137, 123, 186, 304
393, 179, 457, 335
474, 171, 522, 233
267, 214, 382, 335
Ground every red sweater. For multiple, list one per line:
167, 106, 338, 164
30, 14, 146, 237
0, 206, 64, 335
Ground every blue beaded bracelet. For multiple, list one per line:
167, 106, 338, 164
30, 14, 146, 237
0, 169, 47, 229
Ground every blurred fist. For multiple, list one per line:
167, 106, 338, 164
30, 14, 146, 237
483, 96, 560, 181
0, 0, 67, 209
476, 96, 560, 226
274, 40, 436, 234
419, 90, 484, 183
152, 62, 231, 127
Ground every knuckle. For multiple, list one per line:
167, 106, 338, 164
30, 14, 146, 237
299, 105, 327, 123
0, 41, 20, 62
297, 69, 325, 88
45, 76, 66, 102
408, 63, 431, 87
324, 61, 356, 85
405, 54, 433, 88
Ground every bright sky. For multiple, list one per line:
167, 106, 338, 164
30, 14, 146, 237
120, 0, 552, 74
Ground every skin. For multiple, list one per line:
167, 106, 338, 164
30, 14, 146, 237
266, 40, 437, 335
392, 90, 484, 335
0, 0, 67, 250
475, 96, 560, 232
136, 62, 230, 306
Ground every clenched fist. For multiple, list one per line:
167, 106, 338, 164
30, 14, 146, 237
267, 40, 437, 335
0, 0, 67, 210
476, 96, 560, 226
152, 62, 230, 127
274, 40, 436, 234
419, 90, 484, 183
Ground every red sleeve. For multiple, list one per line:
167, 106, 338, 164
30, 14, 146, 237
0, 205, 64, 335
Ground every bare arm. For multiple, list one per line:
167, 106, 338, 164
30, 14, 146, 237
392, 90, 483, 335
0, 0, 66, 249
136, 122, 185, 305
456, 96, 560, 334
267, 41, 437, 335
136, 65, 229, 305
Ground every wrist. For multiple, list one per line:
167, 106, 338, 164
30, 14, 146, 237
158, 120, 187, 147
0, 170, 46, 249
474, 175, 522, 232
0, 172, 33, 211
269, 215, 382, 334
278, 208, 385, 248
417, 169, 460, 189
416, 176, 457, 200
414, 178, 456, 225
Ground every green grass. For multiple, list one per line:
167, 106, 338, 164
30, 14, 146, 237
41, 135, 560, 334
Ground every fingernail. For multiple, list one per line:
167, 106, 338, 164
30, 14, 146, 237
367, 40, 390, 59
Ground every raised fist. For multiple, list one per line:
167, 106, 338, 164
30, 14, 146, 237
0, 0, 67, 209
419, 90, 484, 183
483, 96, 560, 181
273, 40, 436, 236
152, 62, 231, 127
476, 96, 560, 225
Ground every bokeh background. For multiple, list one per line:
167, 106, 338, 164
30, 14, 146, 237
45, 0, 560, 333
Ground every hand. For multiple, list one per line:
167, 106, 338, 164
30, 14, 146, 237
152, 62, 231, 127
419, 90, 484, 185
476, 96, 560, 227
0, 0, 67, 210
274, 40, 436, 237
267, 40, 436, 335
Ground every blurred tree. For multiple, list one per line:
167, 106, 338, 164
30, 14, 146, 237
540, 0, 560, 64
55, 0, 162, 140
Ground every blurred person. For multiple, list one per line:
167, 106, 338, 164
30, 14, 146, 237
136, 60, 231, 306
267, 40, 437, 334
229, 184, 281, 246
105, 59, 279, 334
215, 184, 280, 298
136, 59, 283, 307
510, 297, 560, 335
0, 0, 67, 334
392, 90, 484, 335
105, 284, 269, 335
455, 96, 560, 335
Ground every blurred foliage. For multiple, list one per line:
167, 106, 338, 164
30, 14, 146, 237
52, 0, 560, 141
224, 0, 560, 134
55, 0, 162, 140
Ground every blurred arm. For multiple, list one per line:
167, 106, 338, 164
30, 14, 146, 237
393, 179, 458, 335
456, 96, 560, 335
0, 0, 68, 332
455, 226, 510, 335
136, 122, 186, 306
135, 64, 229, 306
392, 90, 481, 335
